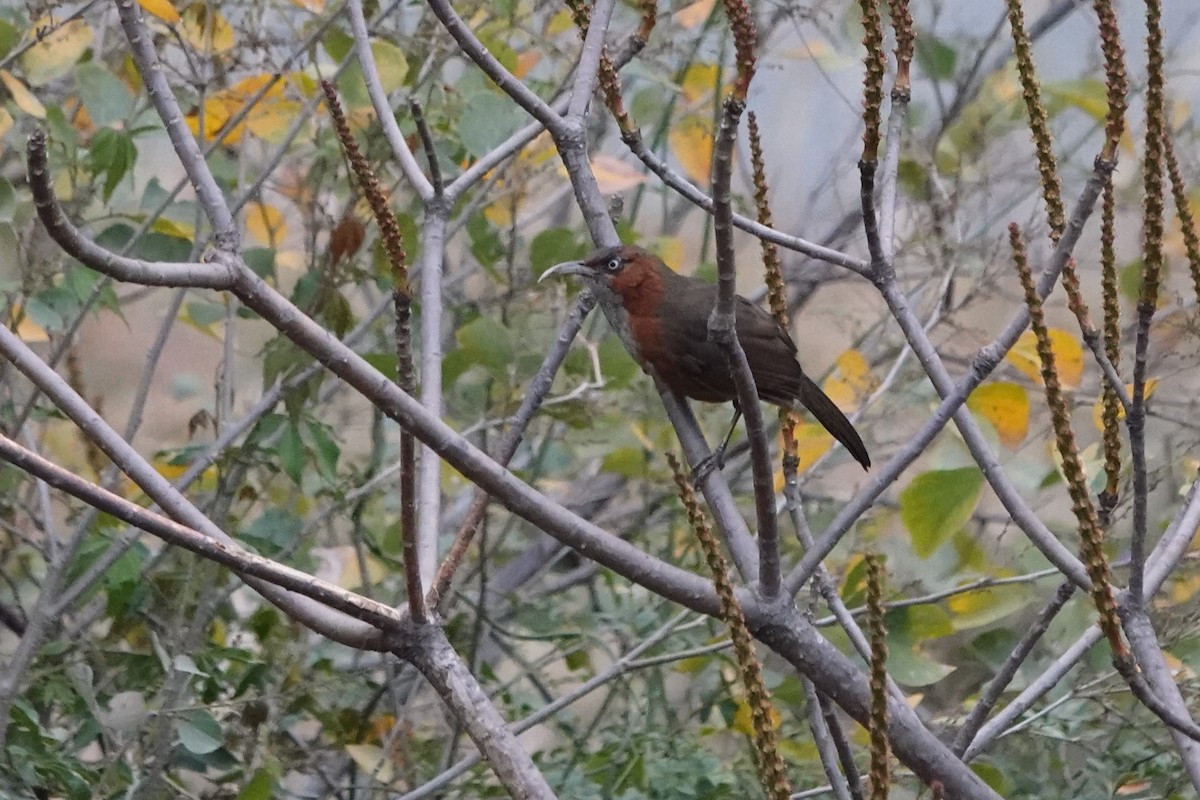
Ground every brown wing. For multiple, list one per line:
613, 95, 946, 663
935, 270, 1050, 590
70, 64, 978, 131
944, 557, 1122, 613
733, 296, 805, 406
641, 275, 871, 469
643, 280, 736, 403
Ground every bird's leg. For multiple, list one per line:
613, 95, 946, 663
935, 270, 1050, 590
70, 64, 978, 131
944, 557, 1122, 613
690, 406, 742, 484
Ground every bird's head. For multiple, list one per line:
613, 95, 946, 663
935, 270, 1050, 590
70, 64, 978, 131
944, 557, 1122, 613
539, 244, 667, 310
539, 244, 642, 286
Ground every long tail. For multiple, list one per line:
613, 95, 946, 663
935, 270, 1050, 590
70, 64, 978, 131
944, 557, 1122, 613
797, 374, 871, 470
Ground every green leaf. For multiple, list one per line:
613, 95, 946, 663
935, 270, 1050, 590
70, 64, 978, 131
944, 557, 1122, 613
899, 467, 983, 558
305, 420, 340, 479
362, 351, 398, 378
244, 247, 276, 280
693, 258, 718, 285
915, 32, 957, 80
886, 643, 956, 687
564, 648, 591, 671
947, 584, 1032, 630
277, 421, 305, 485
242, 508, 302, 555
76, 63, 136, 127
261, 337, 306, 387
172, 654, 208, 677
45, 104, 77, 150
321, 288, 354, 338
597, 335, 639, 388
1044, 78, 1109, 124
601, 445, 648, 478
460, 92, 522, 158
133, 228, 193, 260
529, 228, 586, 279
236, 767, 278, 800
887, 605, 954, 640
0, 223, 19, 285
370, 38, 409, 92
0, 175, 15, 221
87, 128, 138, 202
186, 300, 226, 328
25, 287, 79, 332
971, 762, 1010, 794
103, 543, 145, 591
178, 710, 223, 755
323, 27, 352, 63
839, 556, 870, 605
455, 316, 513, 378
466, 212, 504, 267
0, 19, 19, 61
897, 157, 929, 199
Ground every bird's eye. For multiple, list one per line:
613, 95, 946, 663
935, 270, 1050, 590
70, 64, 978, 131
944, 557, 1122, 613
605, 257, 622, 273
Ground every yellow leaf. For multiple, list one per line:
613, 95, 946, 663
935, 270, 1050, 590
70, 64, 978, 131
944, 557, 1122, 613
345, 744, 393, 782
776, 738, 819, 763
0, 71, 46, 119
1006, 328, 1084, 390
186, 74, 303, 145
291, 0, 325, 11
20, 18, 92, 86
514, 50, 542, 80
186, 90, 239, 142
150, 217, 196, 240
248, 93, 304, 143
370, 39, 409, 93
245, 201, 286, 247
523, 130, 558, 166
138, 0, 181, 24
946, 584, 1028, 629
651, 237, 686, 272
675, 0, 716, 29
730, 696, 781, 736
275, 249, 305, 273
71, 103, 95, 136
11, 305, 48, 342
155, 456, 216, 487
988, 70, 1020, 104
482, 188, 517, 227
680, 62, 720, 104
1167, 573, 1200, 605
1091, 379, 1158, 430
822, 349, 875, 413
967, 382, 1030, 448
780, 39, 845, 65
668, 114, 713, 185
590, 154, 648, 193
0, 107, 13, 151
624, 422, 653, 451
793, 421, 834, 472
1160, 650, 1195, 680
179, 3, 235, 54
332, 545, 387, 589
1045, 79, 1109, 127
42, 420, 99, 483
545, 9, 575, 36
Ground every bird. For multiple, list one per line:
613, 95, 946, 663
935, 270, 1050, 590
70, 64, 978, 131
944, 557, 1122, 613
540, 244, 870, 471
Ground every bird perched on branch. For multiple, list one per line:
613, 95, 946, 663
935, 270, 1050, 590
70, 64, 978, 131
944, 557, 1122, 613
540, 244, 870, 470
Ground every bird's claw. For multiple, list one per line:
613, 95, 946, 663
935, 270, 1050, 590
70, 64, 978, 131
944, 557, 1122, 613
689, 448, 726, 485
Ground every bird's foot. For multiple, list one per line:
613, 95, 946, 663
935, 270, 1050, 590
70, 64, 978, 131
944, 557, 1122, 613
689, 448, 726, 485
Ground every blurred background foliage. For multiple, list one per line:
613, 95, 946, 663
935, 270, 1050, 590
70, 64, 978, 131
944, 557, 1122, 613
1, 0, 1200, 797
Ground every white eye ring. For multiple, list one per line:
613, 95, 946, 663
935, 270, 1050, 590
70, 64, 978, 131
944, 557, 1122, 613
605, 258, 621, 272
